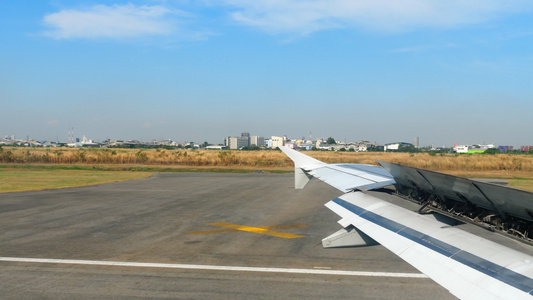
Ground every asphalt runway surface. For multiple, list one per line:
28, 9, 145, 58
0, 173, 455, 299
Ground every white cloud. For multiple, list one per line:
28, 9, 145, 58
43, 4, 179, 39
219, 0, 533, 34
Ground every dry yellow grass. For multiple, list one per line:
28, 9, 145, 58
2, 147, 533, 191
0, 147, 293, 168
305, 151, 533, 173
2, 147, 533, 173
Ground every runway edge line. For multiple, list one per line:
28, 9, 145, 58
0, 256, 427, 278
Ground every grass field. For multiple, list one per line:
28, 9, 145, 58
3, 147, 533, 172
0, 167, 152, 193
1, 147, 533, 193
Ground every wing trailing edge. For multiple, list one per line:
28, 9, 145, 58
280, 146, 394, 191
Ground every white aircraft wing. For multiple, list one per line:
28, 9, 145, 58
280, 146, 533, 299
280, 146, 395, 192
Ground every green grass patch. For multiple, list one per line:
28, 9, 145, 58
0, 167, 153, 193
508, 178, 533, 192
0, 164, 293, 193
0, 164, 292, 173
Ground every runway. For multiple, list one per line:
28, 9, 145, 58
0, 173, 454, 299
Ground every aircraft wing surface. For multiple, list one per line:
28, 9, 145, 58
280, 146, 394, 192
280, 146, 533, 299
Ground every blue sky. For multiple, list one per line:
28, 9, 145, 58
1, 1, 533, 147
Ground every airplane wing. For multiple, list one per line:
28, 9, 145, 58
280, 146, 395, 191
280, 146, 533, 299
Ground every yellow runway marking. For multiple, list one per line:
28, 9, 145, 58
187, 223, 308, 238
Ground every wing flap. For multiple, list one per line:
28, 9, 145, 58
378, 160, 533, 222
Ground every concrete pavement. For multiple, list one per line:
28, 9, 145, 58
0, 173, 454, 299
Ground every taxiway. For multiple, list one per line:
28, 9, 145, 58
0, 173, 454, 299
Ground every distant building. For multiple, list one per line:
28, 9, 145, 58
300, 144, 312, 150
155, 139, 179, 147
454, 145, 469, 153
271, 136, 285, 148
206, 145, 226, 150
284, 143, 296, 149
384, 142, 413, 151
317, 144, 332, 150
315, 138, 323, 149
315, 138, 339, 150
67, 135, 98, 147
225, 132, 253, 149
250, 136, 264, 147
227, 137, 249, 149
357, 141, 375, 152
311, 139, 376, 151
454, 144, 495, 153
498, 146, 513, 153
521, 146, 533, 153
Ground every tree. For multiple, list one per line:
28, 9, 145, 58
367, 145, 382, 152
241, 145, 261, 151
484, 148, 499, 154
326, 137, 336, 144
397, 144, 419, 153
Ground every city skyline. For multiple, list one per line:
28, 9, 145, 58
2, 1, 533, 147
0, 130, 524, 149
